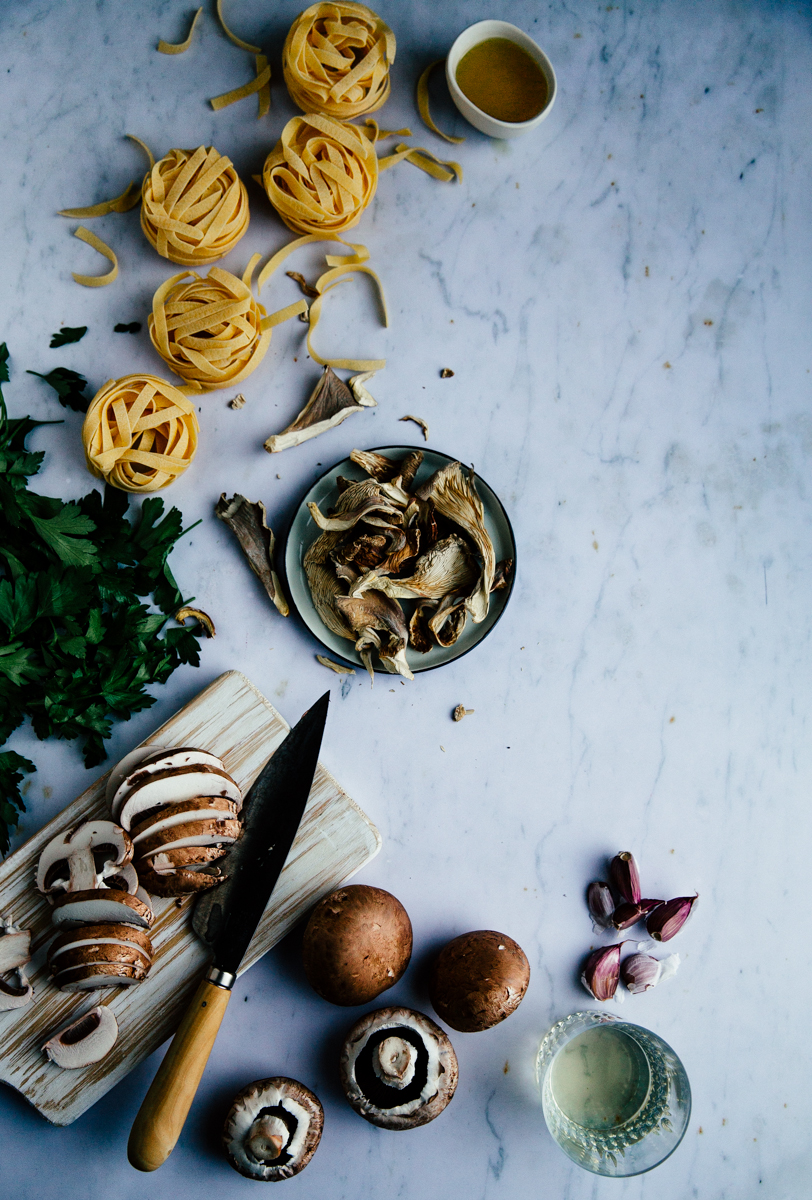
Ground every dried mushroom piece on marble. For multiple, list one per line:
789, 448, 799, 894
303, 451, 510, 678
264, 366, 377, 453
216, 494, 290, 617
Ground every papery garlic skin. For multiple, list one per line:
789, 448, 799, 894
581, 944, 621, 1001
587, 882, 614, 930
646, 895, 697, 942
609, 852, 641, 905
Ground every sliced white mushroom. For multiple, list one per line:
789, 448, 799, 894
43, 1006, 118, 1068
146, 845, 230, 873
0, 915, 31, 974
50, 888, 153, 929
117, 767, 242, 831
105, 745, 162, 807
0, 967, 34, 1011
134, 816, 241, 859
136, 860, 225, 897
36, 821, 134, 897
52, 962, 146, 992
110, 748, 227, 820
223, 1077, 324, 1181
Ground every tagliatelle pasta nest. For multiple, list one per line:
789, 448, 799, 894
148, 257, 306, 391
283, 3, 395, 119
141, 146, 250, 265
82, 374, 199, 492
262, 114, 378, 235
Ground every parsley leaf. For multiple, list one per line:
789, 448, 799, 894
0, 342, 205, 852
50, 326, 87, 348
27, 367, 90, 413
114, 322, 141, 334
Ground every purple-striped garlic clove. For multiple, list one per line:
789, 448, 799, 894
621, 954, 661, 993
646, 895, 698, 942
580, 944, 622, 1001
611, 898, 664, 930
609, 851, 641, 905
587, 882, 614, 930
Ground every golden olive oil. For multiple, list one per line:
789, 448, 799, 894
455, 37, 548, 124
549, 1026, 651, 1130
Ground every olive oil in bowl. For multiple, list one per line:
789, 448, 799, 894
455, 37, 548, 124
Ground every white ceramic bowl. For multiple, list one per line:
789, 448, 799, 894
445, 20, 557, 139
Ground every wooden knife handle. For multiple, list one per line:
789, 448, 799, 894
128, 977, 231, 1172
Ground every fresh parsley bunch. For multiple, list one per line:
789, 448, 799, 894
0, 343, 203, 853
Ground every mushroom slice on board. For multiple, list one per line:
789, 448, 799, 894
117, 766, 242, 831
263, 366, 376, 454
215, 494, 290, 618
136, 860, 225, 898
52, 961, 148, 992
43, 1006, 118, 1068
110, 748, 226, 819
223, 1077, 324, 1181
133, 816, 241, 860
0, 967, 34, 1011
50, 888, 154, 929
36, 821, 134, 897
48, 924, 154, 978
130, 796, 240, 845
340, 1007, 458, 1130
415, 461, 495, 622
0, 915, 31, 974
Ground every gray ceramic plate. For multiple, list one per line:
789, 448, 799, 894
284, 446, 516, 674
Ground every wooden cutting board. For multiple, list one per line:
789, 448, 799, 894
0, 671, 380, 1126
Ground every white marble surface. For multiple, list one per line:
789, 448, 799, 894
0, 1, 810, 1196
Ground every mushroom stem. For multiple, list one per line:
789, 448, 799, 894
246, 1115, 288, 1162
372, 1036, 416, 1089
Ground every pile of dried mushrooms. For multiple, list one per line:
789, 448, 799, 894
304, 451, 512, 681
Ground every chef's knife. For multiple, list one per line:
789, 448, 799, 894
127, 691, 330, 1173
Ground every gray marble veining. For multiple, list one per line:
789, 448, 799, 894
0, 1, 809, 1197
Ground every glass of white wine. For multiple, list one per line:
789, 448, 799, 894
535, 1011, 691, 1176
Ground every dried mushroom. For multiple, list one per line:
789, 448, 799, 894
223, 1077, 324, 1181
215, 494, 290, 617
340, 1007, 458, 1129
303, 451, 507, 675
264, 366, 376, 453
43, 1006, 118, 1068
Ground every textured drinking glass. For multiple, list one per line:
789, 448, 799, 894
535, 1011, 691, 1176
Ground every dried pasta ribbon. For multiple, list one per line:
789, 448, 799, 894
58, 136, 153, 218
82, 374, 199, 492
127, 134, 156, 172
256, 232, 369, 293
148, 259, 306, 392
306, 263, 387, 372
262, 114, 377, 235
158, 7, 202, 54
283, 3, 395, 120
216, 0, 261, 52
417, 59, 465, 144
141, 146, 249, 265
379, 143, 463, 183
210, 54, 271, 112
71, 227, 118, 287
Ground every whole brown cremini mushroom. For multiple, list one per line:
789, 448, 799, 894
223, 1077, 323, 1181
430, 930, 530, 1032
340, 1006, 458, 1130
302, 885, 412, 1006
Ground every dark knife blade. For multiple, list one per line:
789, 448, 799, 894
192, 691, 329, 978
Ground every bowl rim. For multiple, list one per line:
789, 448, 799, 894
446, 19, 557, 133
282, 444, 517, 675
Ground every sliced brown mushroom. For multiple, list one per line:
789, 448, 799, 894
43, 1005, 118, 1068
264, 366, 376, 453
223, 1077, 324, 1180
110, 747, 226, 819
0, 915, 33, 1011
129, 796, 239, 844
215, 494, 290, 618
47, 924, 154, 979
0, 968, 34, 1011
136, 860, 225, 897
116, 765, 242, 832
50, 888, 153, 929
105, 745, 161, 806
340, 1007, 458, 1130
134, 815, 241, 861
36, 821, 134, 898
52, 962, 148, 992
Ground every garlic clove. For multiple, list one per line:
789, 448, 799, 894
580, 944, 622, 1001
43, 1005, 118, 1067
609, 851, 641, 905
586, 881, 614, 930
611, 898, 663, 930
646, 895, 697, 942
620, 953, 661, 993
